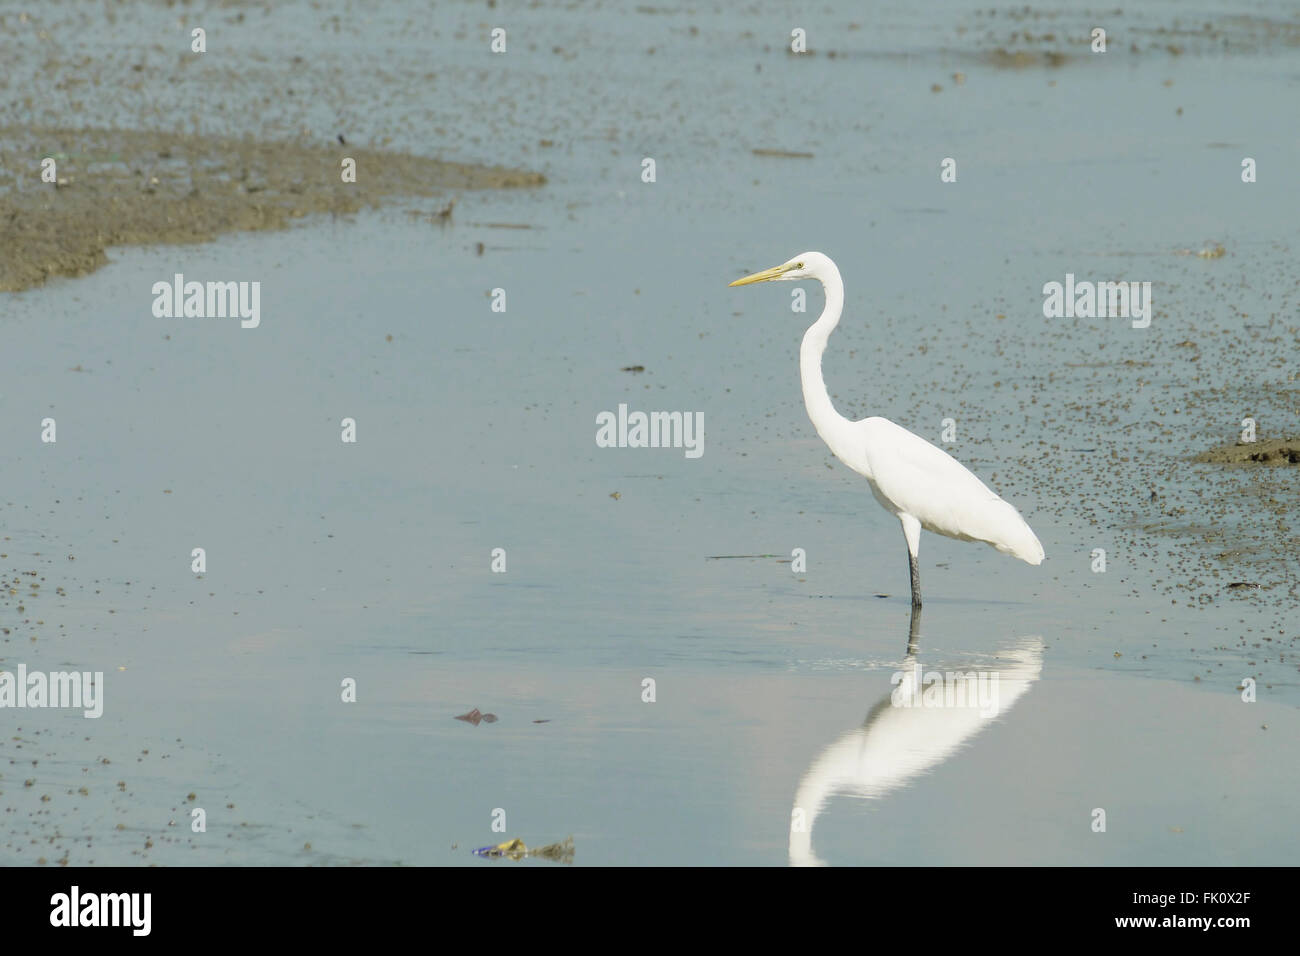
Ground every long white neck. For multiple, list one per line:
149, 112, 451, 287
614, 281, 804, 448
799, 262, 849, 442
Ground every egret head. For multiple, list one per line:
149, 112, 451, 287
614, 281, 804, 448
728, 251, 833, 287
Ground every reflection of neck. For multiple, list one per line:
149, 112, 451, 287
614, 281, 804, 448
799, 269, 847, 445
789, 776, 829, 867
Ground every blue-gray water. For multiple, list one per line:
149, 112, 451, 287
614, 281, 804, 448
1, 0, 1297, 864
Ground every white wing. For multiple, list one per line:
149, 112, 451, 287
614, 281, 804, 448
857, 417, 1044, 564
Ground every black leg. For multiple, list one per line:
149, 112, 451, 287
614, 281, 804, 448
906, 604, 922, 655
909, 550, 922, 610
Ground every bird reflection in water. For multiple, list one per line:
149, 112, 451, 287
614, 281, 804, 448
789, 612, 1043, 866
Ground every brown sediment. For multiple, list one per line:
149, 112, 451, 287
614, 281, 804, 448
751, 148, 816, 159
1194, 439, 1300, 466
983, 48, 1070, 69
0, 127, 546, 293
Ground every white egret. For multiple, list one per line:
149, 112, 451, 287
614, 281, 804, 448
729, 252, 1044, 608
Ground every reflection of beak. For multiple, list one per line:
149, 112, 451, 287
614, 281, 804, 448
729, 262, 796, 286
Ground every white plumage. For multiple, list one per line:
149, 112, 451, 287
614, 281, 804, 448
730, 251, 1043, 606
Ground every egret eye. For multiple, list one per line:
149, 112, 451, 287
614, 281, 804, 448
796, 262, 804, 269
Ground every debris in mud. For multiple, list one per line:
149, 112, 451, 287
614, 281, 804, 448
407, 197, 458, 225
1175, 243, 1226, 258
751, 148, 815, 159
454, 708, 498, 725
1195, 439, 1300, 466
985, 49, 1069, 69
473, 837, 526, 859
472, 836, 574, 863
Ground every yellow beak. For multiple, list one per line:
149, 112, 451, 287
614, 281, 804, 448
728, 262, 796, 286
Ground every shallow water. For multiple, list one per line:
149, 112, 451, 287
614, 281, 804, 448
2, 0, 1297, 864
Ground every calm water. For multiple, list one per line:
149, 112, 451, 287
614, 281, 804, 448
2, 0, 1297, 864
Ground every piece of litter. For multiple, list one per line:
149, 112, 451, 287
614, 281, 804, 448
454, 708, 498, 725
751, 148, 815, 159
474, 838, 527, 859
473, 836, 574, 863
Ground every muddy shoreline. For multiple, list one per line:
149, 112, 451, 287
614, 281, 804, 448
0, 127, 545, 292
1196, 438, 1300, 466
